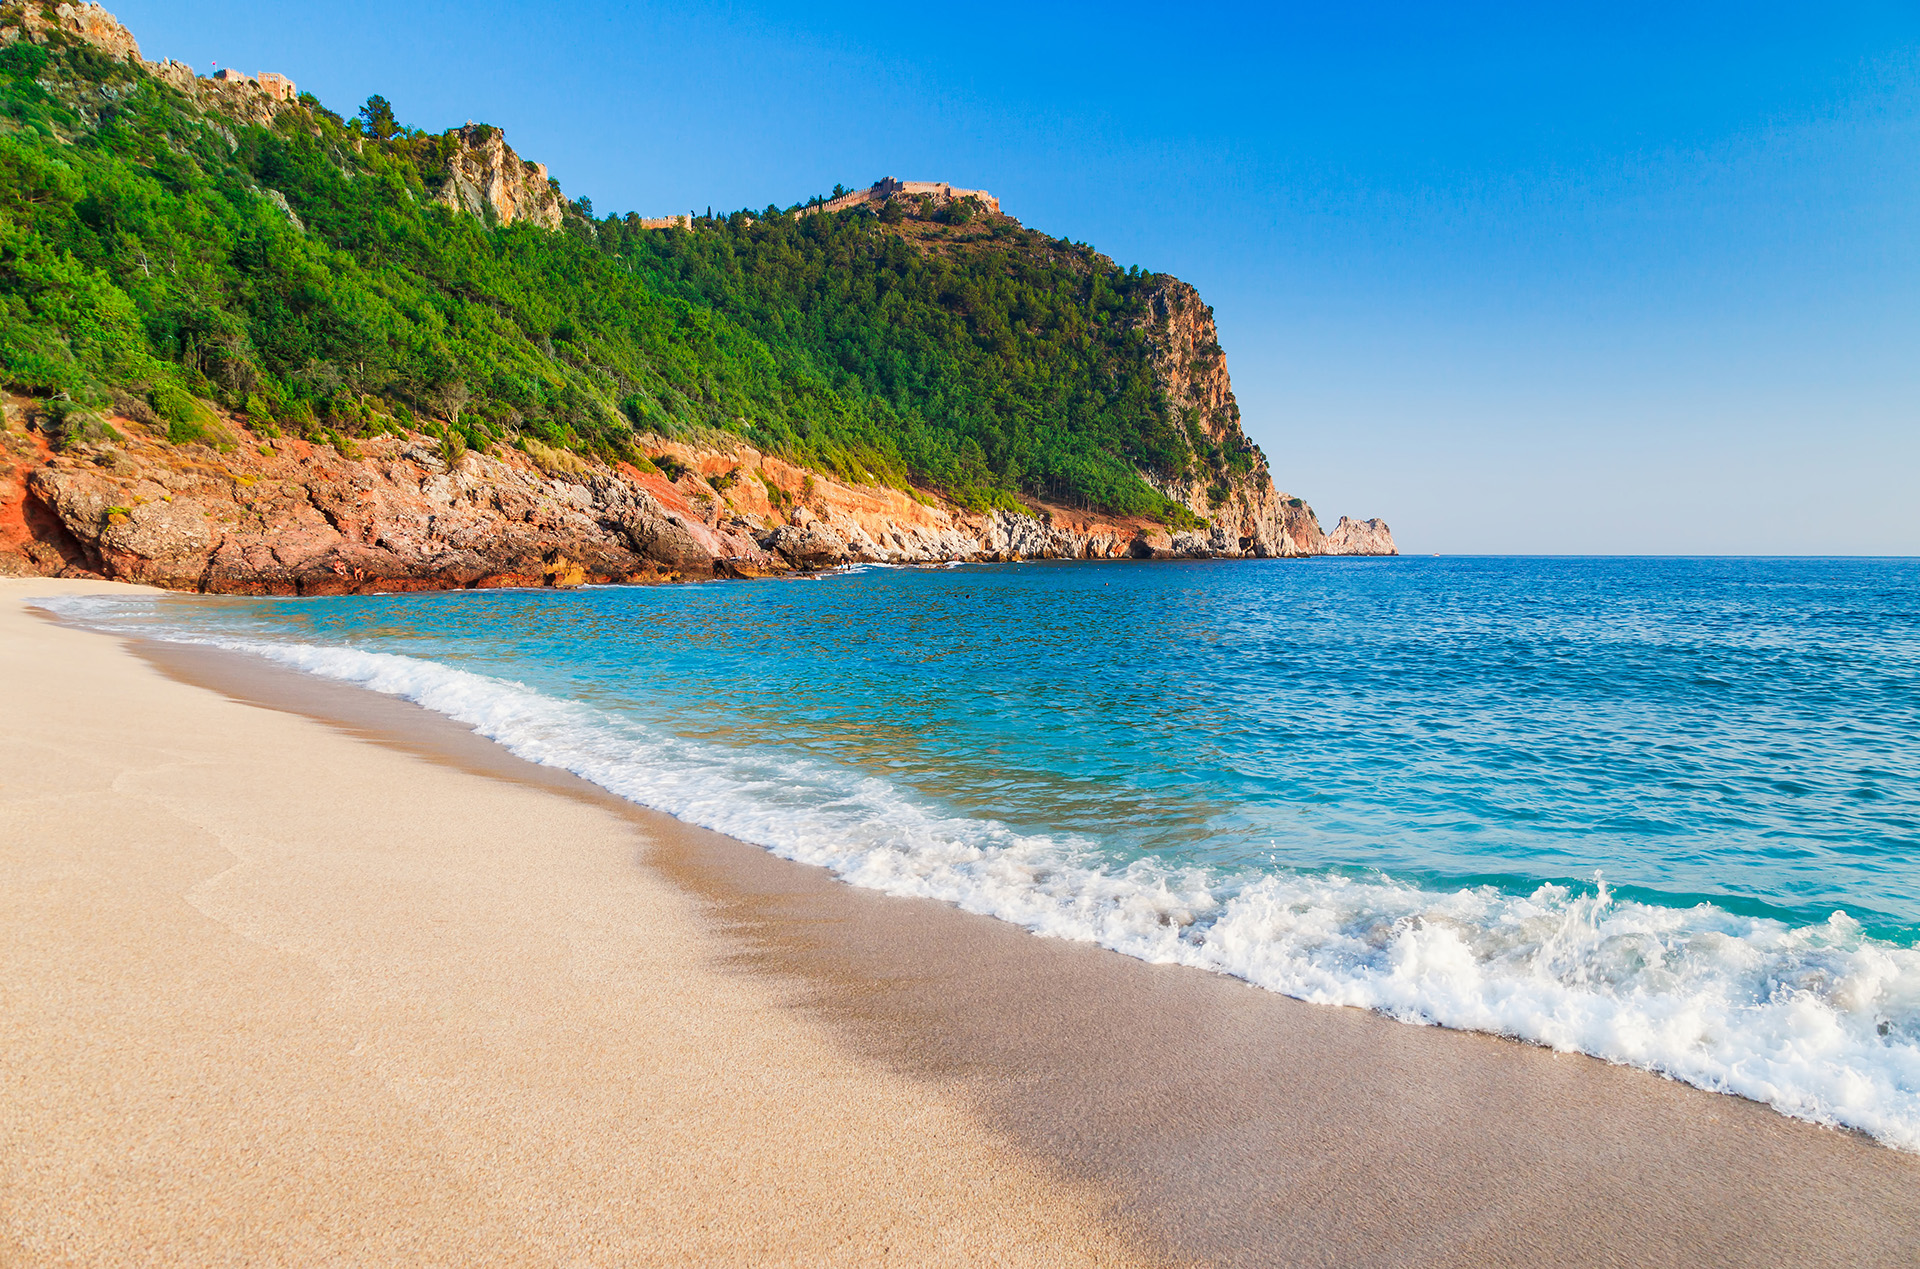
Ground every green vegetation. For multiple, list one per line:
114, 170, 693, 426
608, 207, 1197, 516
0, 20, 1221, 520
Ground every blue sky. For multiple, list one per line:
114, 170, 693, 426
115, 1, 1919, 553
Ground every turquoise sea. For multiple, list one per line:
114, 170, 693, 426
56, 556, 1920, 1147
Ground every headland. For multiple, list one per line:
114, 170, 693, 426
0, 2, 1393, 595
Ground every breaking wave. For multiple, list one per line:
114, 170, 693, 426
98, 627, 1920, 1152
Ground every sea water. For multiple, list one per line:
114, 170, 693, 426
51, 557, 1920, 1147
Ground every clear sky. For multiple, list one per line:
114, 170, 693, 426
114, 1, 1919, 553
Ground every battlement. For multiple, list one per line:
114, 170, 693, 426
637, 214, 691, 230
209, 66, 296, 101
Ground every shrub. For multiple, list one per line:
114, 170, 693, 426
936, 197, 979, 226
520, 435, 589, 477
434, 421, 466, 466
43, 400, 120, 451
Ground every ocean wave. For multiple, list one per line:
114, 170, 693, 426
79, 617, 1920, 1151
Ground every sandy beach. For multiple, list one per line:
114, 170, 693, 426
0, 580, 1142, 1267
4, 577, 1919, 1267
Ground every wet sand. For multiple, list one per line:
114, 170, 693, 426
6, 578, 1919, 1266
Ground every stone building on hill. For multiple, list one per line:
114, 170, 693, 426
633, 180, 998, 229
801, 178, 1001, 218
210, 65, 296, 101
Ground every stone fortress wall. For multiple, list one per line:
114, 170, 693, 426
637, 180, 999, 230
212, 66, 296, 101
803, 177, 1000, 218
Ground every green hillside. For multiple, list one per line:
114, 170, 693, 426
0, 11, 1209, 521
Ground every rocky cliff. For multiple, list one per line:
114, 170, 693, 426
3, 5, 558, 230
5, 1, 138, 61
2, 396, 1382, 592
432, 124, 564, 230
1132, 277, 1331, 556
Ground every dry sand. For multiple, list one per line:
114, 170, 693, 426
5, 577, 1919, 1268
0, 580, 1142, 1267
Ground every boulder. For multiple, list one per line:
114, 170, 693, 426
765, 522, 847, 569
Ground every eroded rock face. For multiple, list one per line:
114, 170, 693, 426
1131, 276, 1341, 559
1, 3, 1395, 583
1322, 516, 1398, 556
2, 409, 759, 592
8, 2, 142, 61
433, 124, 564, 230
0, 396, 1401, 591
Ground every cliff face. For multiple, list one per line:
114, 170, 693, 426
837, 217, 1388, 560
6, 2, 139, 61
432, 124, 564, 230
4, 5, 557, 231
1132, 278, 1330, 557
3, 2, 301, 128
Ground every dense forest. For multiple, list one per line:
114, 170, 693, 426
0, 18, 1210, 521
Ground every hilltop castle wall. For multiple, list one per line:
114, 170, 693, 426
799, 178, 1001, 219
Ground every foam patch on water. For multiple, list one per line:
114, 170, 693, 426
67, 609, 1920, 1151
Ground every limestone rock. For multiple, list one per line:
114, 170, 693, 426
263, 188, 303, 232
17, 2, 141, 60
1321, 516, 1398, 556
1128, 278, 1333, 558
432, 125, 564, 230
0, 413, 1397, 590
97, 497, 214, 565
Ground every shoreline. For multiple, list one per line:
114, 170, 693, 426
8, 580, 1920, 1265
0, 579, 1146, 1266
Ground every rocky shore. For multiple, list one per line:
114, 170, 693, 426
1, 396, 1394, 594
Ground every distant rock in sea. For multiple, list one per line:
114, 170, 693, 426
1322, 516, 1399, 556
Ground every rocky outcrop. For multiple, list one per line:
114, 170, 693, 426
0, 397, 1396, 592
1, 1, 303, 131
432, 124, 564, 230
2, 402, 748, 592
2, 6, 552, 233
1130, 277, 1350, 558
1322, 516, 1398, 556
3, 2, 140, 60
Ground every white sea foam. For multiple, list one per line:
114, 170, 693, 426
73, 614, 1920, 1151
